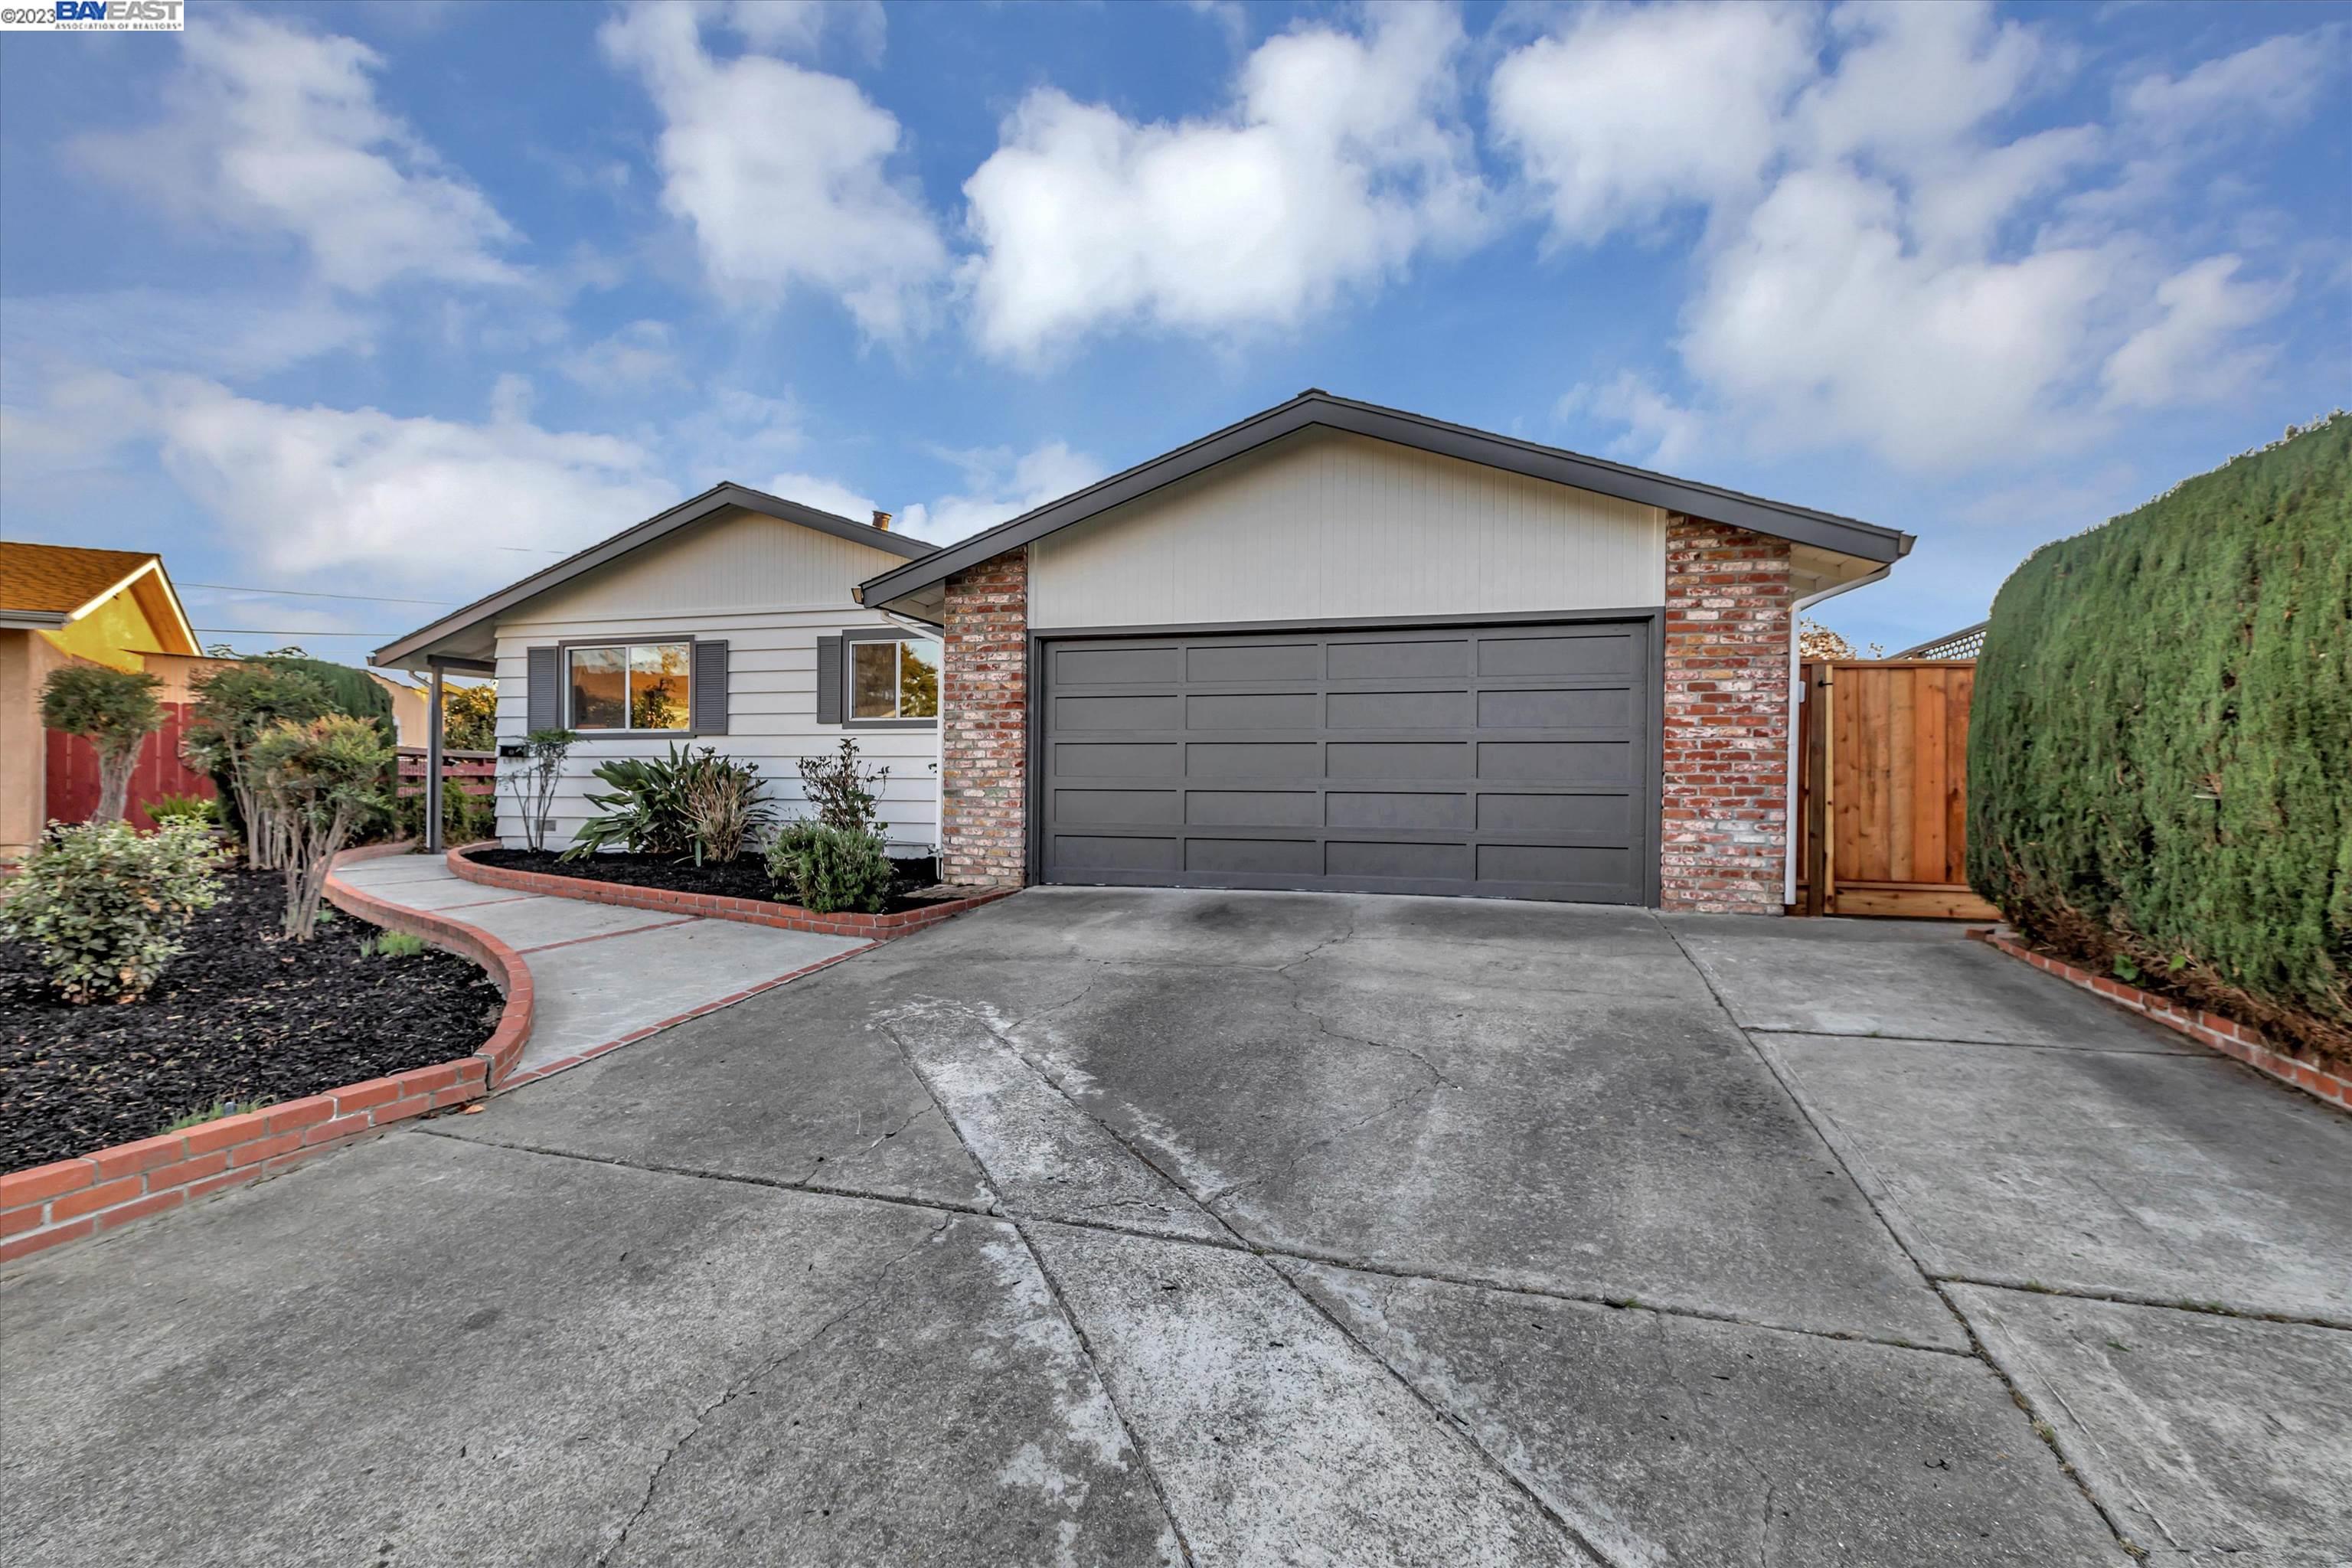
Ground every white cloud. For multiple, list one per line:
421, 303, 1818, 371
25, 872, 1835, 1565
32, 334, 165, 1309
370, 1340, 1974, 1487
2101, 255, 2286, 410
0, 289, 372, 384
1558, 374, 1704, 469
559, 321, 683, 390
2122, 31, 2336, 137
149, 378, 675, 590
899, 442, 1104, 542
1491, 0, 2302, 472
600, 2, 946, 338
960, 4, 1489, 361
1491, 2, 1815, 245
74, 12, 518, 294
763, 471, 878, 522
725, 0, 886, 64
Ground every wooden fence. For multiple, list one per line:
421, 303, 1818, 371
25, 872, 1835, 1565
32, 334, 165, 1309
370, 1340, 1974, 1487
1796, 659, 1999, 920
395, 747, 496, 800
44, 706, 215, 831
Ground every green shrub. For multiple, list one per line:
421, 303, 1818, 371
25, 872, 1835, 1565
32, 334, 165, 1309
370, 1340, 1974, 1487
360, 930, 428, 960
442, 681, 498, 752
766, 822, 893, 913
796, 738, 890, 836
252, 714, 394, 940
567, 743, 768, 863
42, 664, 165, 824
158, 1098, 272, 1135
391, 782, 495, 846
1968, 413, 2351, 1064
0, 821, 222, 1004
145, 792, 220, 829
185, 663, 336, 871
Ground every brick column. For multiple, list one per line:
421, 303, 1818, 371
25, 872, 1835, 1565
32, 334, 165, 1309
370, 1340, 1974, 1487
940, 548, 1030, 886
1660, 514, 1794, 913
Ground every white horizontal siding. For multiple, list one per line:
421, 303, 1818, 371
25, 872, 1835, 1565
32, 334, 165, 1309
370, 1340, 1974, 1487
1029, 428, 1668, 630
485, 503, 942, 856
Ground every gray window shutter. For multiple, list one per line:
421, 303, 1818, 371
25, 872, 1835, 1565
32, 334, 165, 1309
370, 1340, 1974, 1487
815, 635, 842, 725
691, 639, 728, 734
526, 646, 560, 733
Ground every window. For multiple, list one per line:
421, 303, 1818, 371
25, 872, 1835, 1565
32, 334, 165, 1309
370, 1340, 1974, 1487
848, 634, 940, 723
568, 641, 691, 731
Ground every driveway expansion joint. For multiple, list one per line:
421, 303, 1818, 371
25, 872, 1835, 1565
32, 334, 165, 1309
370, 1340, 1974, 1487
1930, 1275, 2352, 1334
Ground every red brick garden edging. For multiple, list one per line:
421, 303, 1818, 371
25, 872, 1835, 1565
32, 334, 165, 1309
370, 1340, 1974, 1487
0, 841, 535, 1266
444, 844, 1018, 937
1969, 926, 2350, 1111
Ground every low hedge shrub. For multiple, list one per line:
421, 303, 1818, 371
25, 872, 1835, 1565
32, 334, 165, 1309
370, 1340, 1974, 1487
0, 821, 224, 1003
766, 822, 893, 914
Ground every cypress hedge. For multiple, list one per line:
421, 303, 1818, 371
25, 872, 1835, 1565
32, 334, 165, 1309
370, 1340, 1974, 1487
1967, 413, 2350, 1066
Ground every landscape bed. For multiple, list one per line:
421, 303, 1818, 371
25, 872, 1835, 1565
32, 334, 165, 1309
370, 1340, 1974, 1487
464, 848, 961, 916
1, 867, 503, 1172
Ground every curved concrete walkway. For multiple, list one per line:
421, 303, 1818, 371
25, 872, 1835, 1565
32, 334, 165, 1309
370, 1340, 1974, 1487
331, 853, 871, 1080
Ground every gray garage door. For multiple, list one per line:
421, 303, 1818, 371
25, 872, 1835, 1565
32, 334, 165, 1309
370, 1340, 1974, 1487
1037, 619, 1658, 903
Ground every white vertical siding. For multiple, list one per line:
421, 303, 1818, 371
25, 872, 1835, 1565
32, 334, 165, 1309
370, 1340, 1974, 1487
1028, 428, 1668, 630
486, 508, 941, 854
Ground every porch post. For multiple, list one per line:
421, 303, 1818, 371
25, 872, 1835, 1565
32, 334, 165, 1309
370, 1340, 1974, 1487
425, 659, 446, 854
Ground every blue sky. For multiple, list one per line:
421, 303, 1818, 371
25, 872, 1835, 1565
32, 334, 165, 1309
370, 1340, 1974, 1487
2, 0, 2344, 660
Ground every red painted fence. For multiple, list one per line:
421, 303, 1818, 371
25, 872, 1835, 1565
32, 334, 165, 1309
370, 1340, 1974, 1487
44, 704, 215, 830
395, 748, 496, 800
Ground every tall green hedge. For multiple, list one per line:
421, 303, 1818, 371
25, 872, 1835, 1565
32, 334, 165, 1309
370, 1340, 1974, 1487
1968, 413, 2350, 1064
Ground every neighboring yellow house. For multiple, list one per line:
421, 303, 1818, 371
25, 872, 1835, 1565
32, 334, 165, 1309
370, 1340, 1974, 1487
0, 542, 208, 859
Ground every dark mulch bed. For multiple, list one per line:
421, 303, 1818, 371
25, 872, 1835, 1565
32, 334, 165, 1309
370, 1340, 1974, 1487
2, 867, 504, 1173
466, 848, 962, 916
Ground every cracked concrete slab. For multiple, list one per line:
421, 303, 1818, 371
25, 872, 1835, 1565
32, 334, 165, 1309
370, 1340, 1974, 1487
877, 994, 1234, 1244
0, 1136, 1171, 1568
1288, 1262, 2128, 1566
1671, 916, 2193, 1049
1951, 1285, 2352, 1566
439, 962, 992, 1210
1765, 1034, 2352, 1322
1024, 1220, 1596, 1567
436, 896, 690, 949
1003, 953, 1959, 1348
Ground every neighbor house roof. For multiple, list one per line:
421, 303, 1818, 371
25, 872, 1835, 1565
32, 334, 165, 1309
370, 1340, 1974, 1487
0, 541, 199, 652
859, 390, 1914, 612
1890, 620, 1988, 660
371, 482, 939, 671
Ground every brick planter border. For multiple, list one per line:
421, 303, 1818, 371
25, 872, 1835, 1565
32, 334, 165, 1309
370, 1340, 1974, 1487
444, 844, 1018, 937
1970, 927, 2350, 1112
0, 841, 535, 1266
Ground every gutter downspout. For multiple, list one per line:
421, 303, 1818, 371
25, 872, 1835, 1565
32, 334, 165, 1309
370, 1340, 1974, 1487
1784, 566, 1892, 906
425, 658, 447, 855
878, 608, 947, 866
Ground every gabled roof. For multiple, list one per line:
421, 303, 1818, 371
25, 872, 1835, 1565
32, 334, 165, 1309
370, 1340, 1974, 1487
859, 390, 1913, 610
371, 482, 937, 671
0, 541, 199, 652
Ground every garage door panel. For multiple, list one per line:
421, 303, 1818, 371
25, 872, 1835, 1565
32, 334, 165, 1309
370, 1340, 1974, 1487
1054, 644, 1180, 684
1187, 789, 1321, 828
1186, 691, 1319, 729
1327, 638, 1470, 679
1186, 838, 1320, 875
1327, 791, 1475, 831
1187, 741, 1321, 779
1186, 642, 1321, 682
1477, 740, 1633, 784
1326, 689, 1472, 729
1039, 619, 1656, 903
1478, 630, 1637, 678
1054, 788, 1181, 826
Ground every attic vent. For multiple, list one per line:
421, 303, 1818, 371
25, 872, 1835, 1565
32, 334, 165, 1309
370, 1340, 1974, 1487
871, 510, 893, 532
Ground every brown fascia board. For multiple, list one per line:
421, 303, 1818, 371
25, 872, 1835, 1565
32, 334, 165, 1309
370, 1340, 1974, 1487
857, 390, 1914, 608
370, 482, 939, 670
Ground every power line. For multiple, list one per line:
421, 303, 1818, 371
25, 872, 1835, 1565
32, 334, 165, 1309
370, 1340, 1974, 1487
181, 583, 456, 606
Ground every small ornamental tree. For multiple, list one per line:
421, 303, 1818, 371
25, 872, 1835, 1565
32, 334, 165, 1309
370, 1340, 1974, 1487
183, 663, 335, 871
795, 738, 890, 836
443, 681, 498, 752
0, 821, 220, 1003
41, 665, 164, 824
501, 728, 575, 853
250, 714, 393, 939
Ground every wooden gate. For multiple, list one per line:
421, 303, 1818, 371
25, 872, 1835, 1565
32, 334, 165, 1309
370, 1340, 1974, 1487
1795, 659, 1999, 920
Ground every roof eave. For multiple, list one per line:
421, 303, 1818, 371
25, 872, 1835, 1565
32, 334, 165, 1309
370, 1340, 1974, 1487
855, 392, 1913, 607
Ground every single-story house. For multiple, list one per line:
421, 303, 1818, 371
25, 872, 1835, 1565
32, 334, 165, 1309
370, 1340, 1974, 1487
369, 487, 947, 856
0, 542, 220, 857
854, 390, 1911, 915
373, 390, 1911, 913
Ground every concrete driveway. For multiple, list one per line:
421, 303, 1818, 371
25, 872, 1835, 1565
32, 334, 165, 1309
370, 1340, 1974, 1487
5, 890, 2347, 1567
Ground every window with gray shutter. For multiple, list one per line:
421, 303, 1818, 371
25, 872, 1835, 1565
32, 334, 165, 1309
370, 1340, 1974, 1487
815, 635, 843, 725
526, 645, 560, 733
691, 639, 728, 733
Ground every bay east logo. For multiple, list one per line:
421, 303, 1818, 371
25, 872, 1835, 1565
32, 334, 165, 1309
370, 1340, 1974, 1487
0, 0, 186, 30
